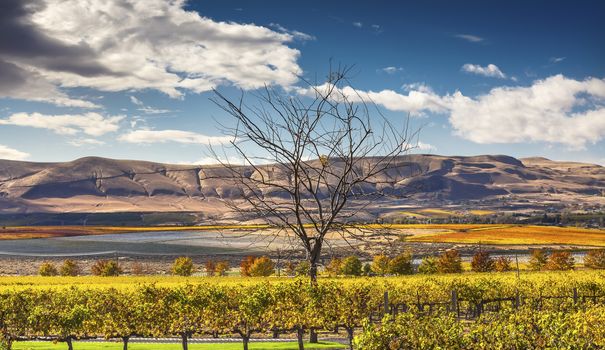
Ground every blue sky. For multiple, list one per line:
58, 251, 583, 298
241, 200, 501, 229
0, 0, 604, 164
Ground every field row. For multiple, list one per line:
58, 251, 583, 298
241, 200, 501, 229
3, 224, 605, 247
1, 271, 604, 350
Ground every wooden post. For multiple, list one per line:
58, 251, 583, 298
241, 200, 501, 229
384, 291, 389, 316
573, 288, 578, 304
451, 289, 458, 315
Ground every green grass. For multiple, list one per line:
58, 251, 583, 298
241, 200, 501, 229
13, 341, 345, 350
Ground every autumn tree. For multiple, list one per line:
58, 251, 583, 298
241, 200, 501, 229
294, 261, 311, 277
39, 262, 58, 276
418, 256, 438, 274
545, 251, 575, 271
325, 258, 343, 277
370, 255, 390, 276
437, 250, 463, 274
528, 250, 549, 271
240, 256, 257, 277
91, 260, 122, 277
60, 260, 80, 277
470, 251, 495, 272
205, 260, 216, 276
340, 256, 362, 276
28, 289, 90, 350
226, 284, 274, 350
0, 290, 31, 350
249, 256, 275, 277
88, 289, 140, 350
172, 257, 194, 277
494, 256, 513, 272
584, 249, 605, 269
211, 66, 413, 283
388, 251, 413, 275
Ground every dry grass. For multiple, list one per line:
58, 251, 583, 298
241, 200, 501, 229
409, 225, 605, 247
468, 210, 496, 216
417, 208, 460, 216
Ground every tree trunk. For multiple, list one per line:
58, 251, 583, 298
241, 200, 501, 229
309, 328, 318, 343
296, 327, 305, 350
4, 337, 13, 350
309, 263, 318, 285
308, 244, 321, 343
122, 336, 129, 350
181, 332, 188, 350
66, 337, 73, 350
242, 334, 249, 350
347, 327, 354, 350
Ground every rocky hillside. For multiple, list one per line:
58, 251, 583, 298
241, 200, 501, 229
0, 155, 604, 214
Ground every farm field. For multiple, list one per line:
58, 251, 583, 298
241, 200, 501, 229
13, 342, 344, 350
0, 225, 270, 240
3, 224, 605, 247
407, 224, 605, 246
2, 271, 605, 350
1, 270, 603, 291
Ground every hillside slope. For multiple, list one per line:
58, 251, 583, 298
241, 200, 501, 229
1, 155, 604, 215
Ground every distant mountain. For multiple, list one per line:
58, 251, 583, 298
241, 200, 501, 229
1, 155, 604, 216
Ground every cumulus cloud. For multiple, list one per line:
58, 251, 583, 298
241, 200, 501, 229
461, 64, 507, 79
0, 0, 302, 107
0, 112, 124, 136
300, 75, 605, 148
119, 129, 232, 145
0, 59, 100, 108
447, 75, 605, 149
454, 34, 484, 43
0, 144, 29, 160
297, 83, 449, 116
353, 22, 363, 28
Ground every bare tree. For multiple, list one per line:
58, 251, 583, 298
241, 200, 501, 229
210, 65, 416, 282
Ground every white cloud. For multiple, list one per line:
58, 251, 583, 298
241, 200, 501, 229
129, 96, 143, 106
119, 129, 232, 145
447, 75, 605, 149
550, 57, 566, 64
402, 82, 434, 93
353, 22, 363, 28
68, 138, 105, 147
0, 145, 30, 160
129, 95, 171, 114
2, 0, 302, 105
301, 75, 605, 149
454, 34, 484, 43
380, 66, 403, 74
414, 142, 436, 152
0, 112, 124, 136
297, 83, 449, 116
269, 23, 315, 41
461, 64, 507, 79
0, 60, 100, 108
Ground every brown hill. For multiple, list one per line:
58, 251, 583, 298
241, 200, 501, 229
1, 155, 604, 215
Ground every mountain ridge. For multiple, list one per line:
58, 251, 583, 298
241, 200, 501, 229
1, 154, 604, 215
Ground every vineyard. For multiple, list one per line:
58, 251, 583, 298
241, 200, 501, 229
1, 271, 605, 350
